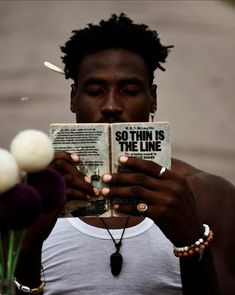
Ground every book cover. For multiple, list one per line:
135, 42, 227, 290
49, 122, 171, 217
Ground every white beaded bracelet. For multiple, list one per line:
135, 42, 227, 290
173, 224, 214, 260
14, 277, 45, 294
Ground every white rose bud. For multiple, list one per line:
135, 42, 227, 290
0, 148, 20, 193
10, 129, 54, 172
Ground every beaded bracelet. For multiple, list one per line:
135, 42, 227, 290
173, 224, 214, 260
14, 278, 45, 294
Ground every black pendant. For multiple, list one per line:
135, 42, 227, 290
110, 252, 123, 276
100, 217, 129, 277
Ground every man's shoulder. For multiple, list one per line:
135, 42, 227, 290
172, 158, 235, 232
171, 158, 201, 177
172, 158, 235, 214
171, 157, 234, 195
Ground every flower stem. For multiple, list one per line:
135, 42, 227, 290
0, 231, 5, 280
10, 229, 26, 279
22, 174, 28, 184
7, 230, 15, 280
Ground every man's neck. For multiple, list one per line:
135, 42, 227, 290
79, 216, 145, 229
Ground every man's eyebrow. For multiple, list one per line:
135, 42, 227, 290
82, 78, 107, 86
118, 78, 144, 85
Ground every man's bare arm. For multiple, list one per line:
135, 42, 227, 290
187, 171, 235, 295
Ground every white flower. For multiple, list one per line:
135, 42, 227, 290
0, 148, 20, 193
10, 129, 54, 172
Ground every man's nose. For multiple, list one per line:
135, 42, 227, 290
100, 91, 123, 116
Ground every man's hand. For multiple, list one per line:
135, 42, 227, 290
22, 151, 97, 248
49, 151, 98, 202
101, 155, 203, 247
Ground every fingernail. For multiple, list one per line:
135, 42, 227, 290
71, 153, 79, 161
84, 176, 91, 184
102, 174, 112, 183
119, 155, 128, 163
114, 204, 119, 210
93, 187, 100, 196
101, 187, 110, 196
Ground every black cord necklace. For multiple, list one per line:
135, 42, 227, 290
100, 216, 130, 276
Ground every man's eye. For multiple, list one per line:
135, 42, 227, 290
86, 89, 104, 97
122, 89, 139, 96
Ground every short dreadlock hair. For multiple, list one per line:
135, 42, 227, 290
61, 13, 173, 84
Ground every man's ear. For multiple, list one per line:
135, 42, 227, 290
70, 84, 77, 113
150, 84, 157, 113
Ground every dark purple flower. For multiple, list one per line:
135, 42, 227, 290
0, 184, 42, 230
27, 168, 65, 212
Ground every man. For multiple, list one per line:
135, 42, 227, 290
15, 13, 235, 295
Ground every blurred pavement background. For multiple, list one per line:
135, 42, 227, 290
0, 0, 234, 183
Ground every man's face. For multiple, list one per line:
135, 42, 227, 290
71, 48, 157, 123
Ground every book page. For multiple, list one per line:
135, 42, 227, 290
49, 123, 111, 217
110, 122, 171, 213
110, 122, 171, 171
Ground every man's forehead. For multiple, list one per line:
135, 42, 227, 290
80, 76, 146, 87
77, 48, 149, 83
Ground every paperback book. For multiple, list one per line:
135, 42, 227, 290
49, 122, 171, 217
